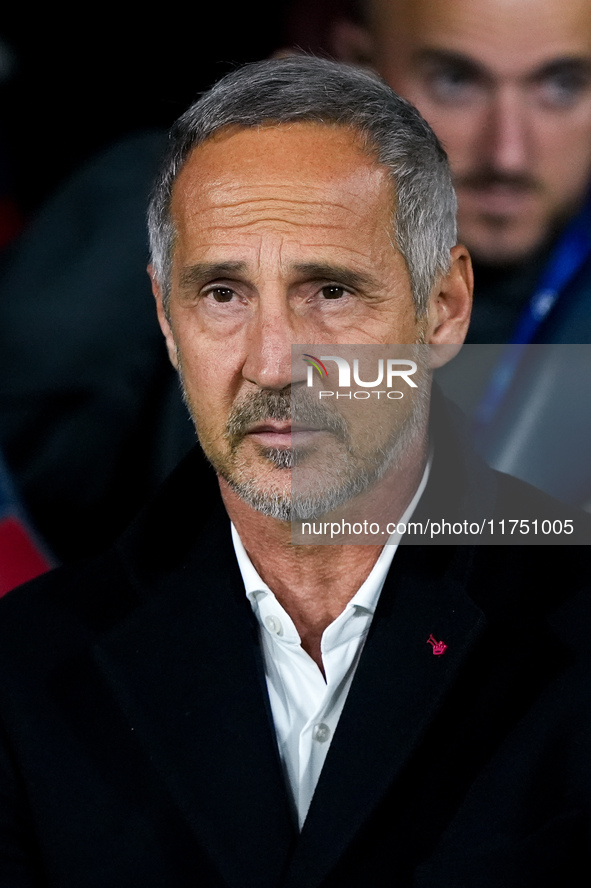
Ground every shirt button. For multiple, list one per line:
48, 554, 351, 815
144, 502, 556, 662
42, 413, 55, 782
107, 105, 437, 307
264, 615, 283, 636
313, 723, 331, 743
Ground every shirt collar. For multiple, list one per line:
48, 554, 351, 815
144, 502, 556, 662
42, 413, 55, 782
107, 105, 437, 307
232, 452, 432, 616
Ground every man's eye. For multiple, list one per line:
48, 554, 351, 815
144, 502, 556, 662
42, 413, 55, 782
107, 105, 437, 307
209, 287, 235, 303
321, 285, 346, 299
427, 69, 479, 103
537, 72, 590, 108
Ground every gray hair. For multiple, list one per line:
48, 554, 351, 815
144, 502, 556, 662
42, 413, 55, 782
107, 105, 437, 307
147, 55, 457, 315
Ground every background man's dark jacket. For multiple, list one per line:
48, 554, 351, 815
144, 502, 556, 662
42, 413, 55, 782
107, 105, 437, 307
0, 417, 590, 886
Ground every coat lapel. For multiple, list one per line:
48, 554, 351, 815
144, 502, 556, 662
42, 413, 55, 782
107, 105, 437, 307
281, 394, 495, 887
94, 510, 296, 888
283, 543, 487, 888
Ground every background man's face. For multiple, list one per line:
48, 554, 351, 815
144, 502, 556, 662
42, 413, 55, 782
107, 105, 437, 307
156, 123, 430, 516
368, 0, 591, 265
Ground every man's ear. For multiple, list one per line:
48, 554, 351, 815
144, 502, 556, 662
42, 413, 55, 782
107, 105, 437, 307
424, 245, 473, 368
327, 19, 374, 66
148, 264, 179, 371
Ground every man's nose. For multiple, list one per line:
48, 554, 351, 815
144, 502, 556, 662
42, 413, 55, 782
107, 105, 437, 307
484, 88, 531, 175
241, 298, 302, 391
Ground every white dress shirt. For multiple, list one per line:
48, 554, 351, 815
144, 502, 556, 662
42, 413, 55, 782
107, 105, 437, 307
231, 458, 430, 828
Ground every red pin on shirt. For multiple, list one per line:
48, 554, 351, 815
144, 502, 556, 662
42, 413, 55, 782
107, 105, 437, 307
427, 634, 447, 656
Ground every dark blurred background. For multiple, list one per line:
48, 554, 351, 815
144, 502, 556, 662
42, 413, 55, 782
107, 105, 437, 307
0, 4, 290, 221
0, 3, 294, 570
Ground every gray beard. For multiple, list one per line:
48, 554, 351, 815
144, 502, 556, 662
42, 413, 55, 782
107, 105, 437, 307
176, 331, 431, 521
200, 384, 429, 523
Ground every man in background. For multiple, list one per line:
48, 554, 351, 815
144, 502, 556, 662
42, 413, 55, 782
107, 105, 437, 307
318, 0, 591, 343
304, 0, 591, 504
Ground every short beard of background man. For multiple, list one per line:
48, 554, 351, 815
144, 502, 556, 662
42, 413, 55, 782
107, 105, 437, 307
2, 55, 591, 888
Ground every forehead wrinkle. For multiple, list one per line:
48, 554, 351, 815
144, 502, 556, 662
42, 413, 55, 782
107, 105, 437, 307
193, 216, 365, 234
171, 125, 401, 287
206, 184, 361, 203
179, 163, 391, 213
174, 204, 398, 280
181, 203, 392, 246
192, 193, 384, 223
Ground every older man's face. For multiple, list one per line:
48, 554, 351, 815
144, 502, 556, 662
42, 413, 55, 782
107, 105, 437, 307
153, 123, 466, 516
368, 0, 591, 265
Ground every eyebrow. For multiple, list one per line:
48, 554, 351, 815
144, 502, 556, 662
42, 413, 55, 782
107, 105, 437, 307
414, 48, 487, 79
179, 261, 382, 292
179, 261, 247, 289
414, 47, 591, 84
289, 262, 381, 292
532, 56, 591, 81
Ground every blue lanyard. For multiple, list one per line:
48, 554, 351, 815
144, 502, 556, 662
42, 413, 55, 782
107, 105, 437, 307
474, 194, 591, 427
